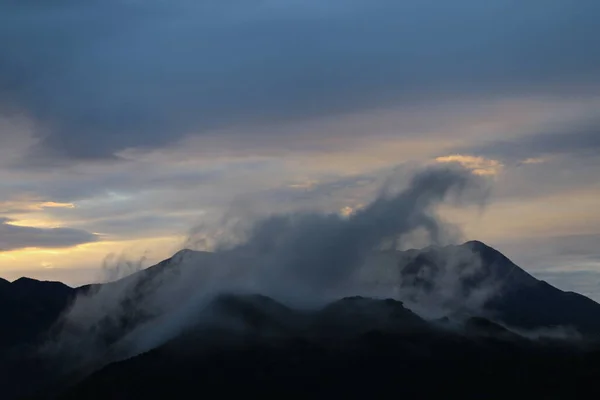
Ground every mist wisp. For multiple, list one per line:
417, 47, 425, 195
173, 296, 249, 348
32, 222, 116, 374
46, 166, 494, 367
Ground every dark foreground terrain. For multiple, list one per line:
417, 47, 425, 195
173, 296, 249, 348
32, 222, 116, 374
61, 332, 600, 399
3, 241, 600, 399
6, 294, 600, 400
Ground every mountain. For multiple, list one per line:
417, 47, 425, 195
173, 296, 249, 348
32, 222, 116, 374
0, 278, 77, 400
0, 241, 600, 349
131, 240, 600, 336
0, 277, 75, 350
54, 296, 600, 399
398, 241, 600, 335
4, 241, 600, 399
4, 240, 600, 353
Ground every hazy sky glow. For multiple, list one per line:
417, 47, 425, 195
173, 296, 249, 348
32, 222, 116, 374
1, 1, 600, 299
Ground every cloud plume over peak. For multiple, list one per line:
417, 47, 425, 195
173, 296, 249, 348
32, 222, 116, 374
52, 166, 490, 361
220, 166, 488, 301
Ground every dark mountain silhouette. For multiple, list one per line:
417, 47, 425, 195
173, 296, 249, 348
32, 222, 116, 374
0, 276, 10, 289
3, 241, 600, 399
3, 241, 600, 353
0, 278, 78, 400
55, 296, 600, 399
0, 277, 75, 350
96, 241, 600, 338
399, 240, 600, 335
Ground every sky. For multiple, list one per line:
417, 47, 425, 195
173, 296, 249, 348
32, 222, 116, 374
1, 0, 600, 299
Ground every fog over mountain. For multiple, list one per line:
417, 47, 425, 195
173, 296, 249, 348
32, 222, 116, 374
4, 239, 600, 398
2, 166, 600, 399
46, 166, 486, 359
2, 1, 600, 399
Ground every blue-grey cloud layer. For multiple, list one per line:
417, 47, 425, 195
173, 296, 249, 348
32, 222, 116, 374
2, 0, 599, 163
463, 117, 600, 162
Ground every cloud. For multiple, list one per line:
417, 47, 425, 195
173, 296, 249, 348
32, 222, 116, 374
533, 270, 600, 302
493, 233, 600, 272
520, 158, 546, 165
1, 1, 599, 307
463, 116, 600, 162
0, 199, 75, 215
50, 166, 489, 362
38, 202, 75, 209
0, 217, 100, 251
2, 0, 599, 165
435, 154, 503, 176
217, 166, 485, 301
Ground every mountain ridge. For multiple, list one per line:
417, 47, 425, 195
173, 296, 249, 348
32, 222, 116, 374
52, 294, 600, 399
3, 241, 600, 399
2, 240, 600, 345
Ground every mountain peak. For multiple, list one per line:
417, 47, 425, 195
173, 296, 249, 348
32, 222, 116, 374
10, 277, 73, 294
12, 276, 42, 285
460, 240, 506, 259
169, 248, 215, 263
462, 240, 490, 250
12, 276, 69, 286
173, 248, 198, 257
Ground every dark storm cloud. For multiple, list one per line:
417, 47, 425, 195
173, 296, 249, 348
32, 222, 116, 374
1, 0, 599, 164
463, 116, 600, 162
0, 217, 100, 251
